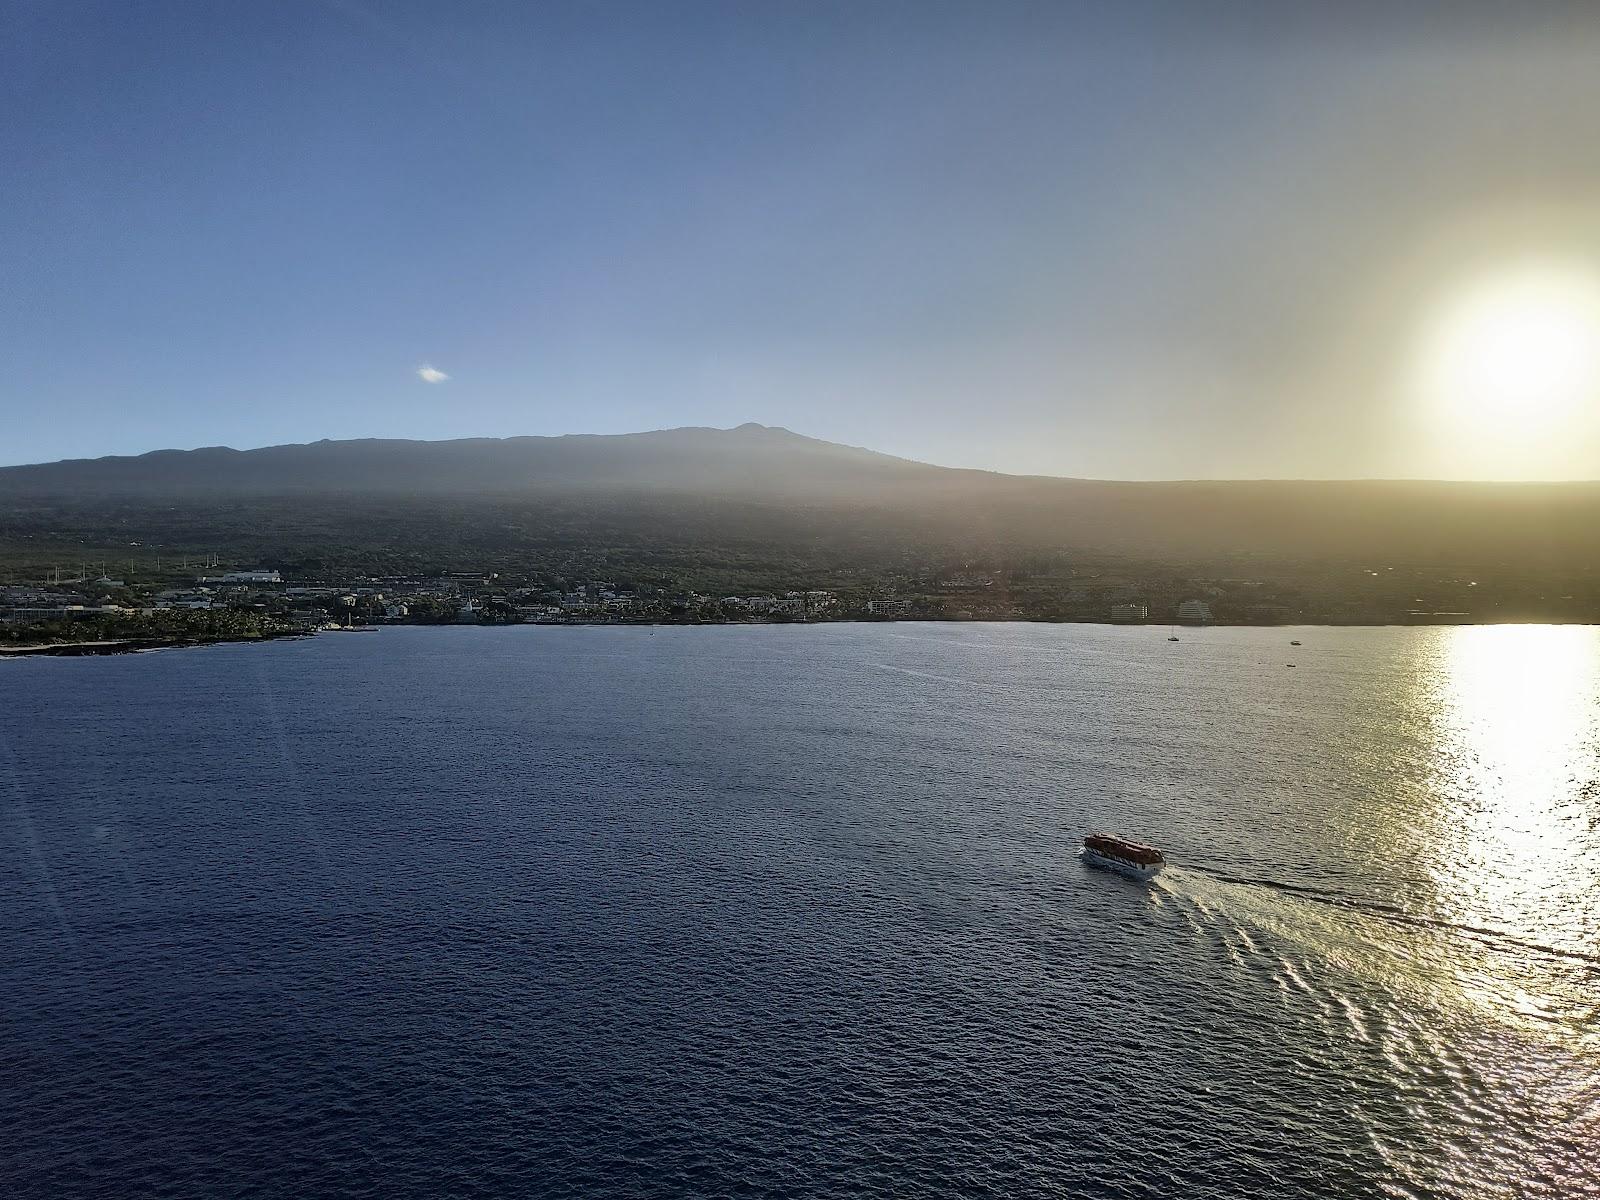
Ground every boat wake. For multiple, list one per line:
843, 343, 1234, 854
1167, 863, 1600, 971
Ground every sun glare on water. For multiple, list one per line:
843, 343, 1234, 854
1412, 259, 1600, 467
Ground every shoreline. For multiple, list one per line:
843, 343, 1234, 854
0, 630, 311, 658
296, 615, 1600, 635
5, 616, 1595, 659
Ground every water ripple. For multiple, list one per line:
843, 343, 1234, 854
1, 623, 1596, 1199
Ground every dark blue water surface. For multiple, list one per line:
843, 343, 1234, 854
3, 624, 1597, 1198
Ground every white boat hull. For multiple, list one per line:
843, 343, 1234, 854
1080, 847, 1163, 880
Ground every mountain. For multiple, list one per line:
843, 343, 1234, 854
5, 424, 1600, 574
0, 423, 950, 500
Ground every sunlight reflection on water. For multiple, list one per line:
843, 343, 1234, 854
1424, 625, 1600, 963
1409, 626, 1600, 1198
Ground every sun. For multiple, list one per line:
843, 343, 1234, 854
1414, 260, 1600, 439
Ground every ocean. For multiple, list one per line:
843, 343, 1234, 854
2, 623, 1596, 1198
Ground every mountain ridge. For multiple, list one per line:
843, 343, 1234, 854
0, 423, 960, 498
7, 423, 1600, 489
5, 424, 1600, 572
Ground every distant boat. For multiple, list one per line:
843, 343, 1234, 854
1290, 639, 1302, 646
1080, 833, 1166, 880
1167, 635, 1180, 642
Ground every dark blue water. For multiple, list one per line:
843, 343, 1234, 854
3, 624, 1597, 1198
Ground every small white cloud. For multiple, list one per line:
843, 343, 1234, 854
417, 364, 449, 383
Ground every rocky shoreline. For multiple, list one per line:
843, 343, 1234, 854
0, 631, 311, 658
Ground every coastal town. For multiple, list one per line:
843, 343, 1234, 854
0, 559, 1250, 652
5, 550, 1570, 654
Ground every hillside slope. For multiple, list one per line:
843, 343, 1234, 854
0, 424, 948, 499
5, 425, 1600, 570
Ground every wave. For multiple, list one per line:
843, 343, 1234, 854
1170, 863, 1600, 971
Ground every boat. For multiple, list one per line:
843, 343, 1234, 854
1080, 833, 1166, 880
1290, 639, 1301, 646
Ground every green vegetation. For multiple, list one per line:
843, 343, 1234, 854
0, 607, 299, 651
3, 489, 1597, 628
5, 428, 1600, 626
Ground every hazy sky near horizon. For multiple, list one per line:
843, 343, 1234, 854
7, 1, 1600, 478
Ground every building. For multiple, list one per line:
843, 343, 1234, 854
1, 604, 129, 623
866, 599, 913, 617
155, 595, 214, 610
1176, 599, 1213, 624
1108, 602, 1149, 622
207, 570, 282, 584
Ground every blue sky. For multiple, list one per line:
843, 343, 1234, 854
6, 2, 1600, 477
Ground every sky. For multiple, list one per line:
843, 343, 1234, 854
6, 1, 1600, 479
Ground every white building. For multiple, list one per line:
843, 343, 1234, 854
208, 570, 282, 584
1176, 599, 1213, 624
1108, 602, 1149, 622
